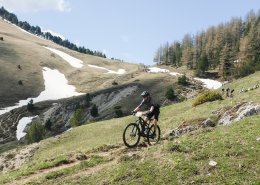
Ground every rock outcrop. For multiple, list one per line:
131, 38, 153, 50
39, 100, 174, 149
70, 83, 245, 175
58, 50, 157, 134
164, 102, 260, 139
0, 143, 39, 172
163, 118, 216, 138
218, 102, 260, 125
0, 85, 138, 145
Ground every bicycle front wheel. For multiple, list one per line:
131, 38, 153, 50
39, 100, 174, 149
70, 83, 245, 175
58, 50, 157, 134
147, 125, 161, 145
123, 123, 141, 148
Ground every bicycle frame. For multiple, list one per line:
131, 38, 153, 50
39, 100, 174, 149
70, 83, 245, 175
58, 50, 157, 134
123, 112, 160, 148
135, 116, 153, 134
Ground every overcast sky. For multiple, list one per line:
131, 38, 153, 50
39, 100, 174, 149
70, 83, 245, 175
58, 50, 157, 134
0, 0, 259, 65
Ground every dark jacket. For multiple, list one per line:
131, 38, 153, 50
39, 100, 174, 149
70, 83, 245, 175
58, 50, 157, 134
138, 96, 160, 110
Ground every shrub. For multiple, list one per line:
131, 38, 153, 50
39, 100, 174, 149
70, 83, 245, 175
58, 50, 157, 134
85, 93, 92, 108
75, 102, 80, 110
27, 99, 34, 111
114, 106, 123, 118
18, 80, 23, 85
178, 75, 188, 86
26, 122, 45, 144
114, 105, 121, 109
90, 104, 99, 117
234, 63, 255, 79
0, 37, 3, 41
165, 87, 176, 100
70, 108, 84, 127
45, 119, 52, 131
192, 91, 223, 107
85, 93, 92, 101
112, 81, 118, 85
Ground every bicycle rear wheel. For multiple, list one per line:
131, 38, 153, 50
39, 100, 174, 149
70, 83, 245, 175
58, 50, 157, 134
123, 123, 141, 148
147, 125, 161, 145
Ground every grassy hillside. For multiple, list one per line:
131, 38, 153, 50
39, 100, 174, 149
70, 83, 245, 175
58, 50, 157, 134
0, 19, 139, 107
1, 16, 193, 147
0, 72, 259, 184
0, 17, 188, 111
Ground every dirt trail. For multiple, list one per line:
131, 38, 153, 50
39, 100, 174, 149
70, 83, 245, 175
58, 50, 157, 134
4, 144, 148, 185
65, 160, 117, 181
7, 161, 81, 185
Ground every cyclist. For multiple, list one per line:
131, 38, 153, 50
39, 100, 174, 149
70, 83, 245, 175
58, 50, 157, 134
133, 91, 160, 133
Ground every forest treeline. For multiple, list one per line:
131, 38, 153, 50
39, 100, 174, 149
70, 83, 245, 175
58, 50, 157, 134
154, 10, 260, 79
0, 6, 106, 58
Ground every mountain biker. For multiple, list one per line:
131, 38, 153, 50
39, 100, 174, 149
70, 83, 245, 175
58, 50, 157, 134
133, 91, 160, 133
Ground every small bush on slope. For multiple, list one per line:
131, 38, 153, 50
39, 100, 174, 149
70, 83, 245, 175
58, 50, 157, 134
26, 122, 45, 144
192, 91, 223, 107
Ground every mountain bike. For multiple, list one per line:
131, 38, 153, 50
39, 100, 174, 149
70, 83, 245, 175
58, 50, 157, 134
123, 111, 161, 148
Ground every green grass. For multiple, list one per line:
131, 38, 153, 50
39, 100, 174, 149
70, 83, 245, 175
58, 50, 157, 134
36, 116, 133, 160
51, 115, 260, 185
0, 72, 259, 184
0, 154, 73, 184
44, 155, 106, 180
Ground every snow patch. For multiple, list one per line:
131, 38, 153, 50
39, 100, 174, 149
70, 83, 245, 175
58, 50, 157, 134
147, 66, 222, 89
43, 46, 84, 68
0, 67, 83, 115
16, 116, 37, 140
148, 67, 169, 73
169, 72, 182, 76
194, 78, 222, 89
36, 67, 84, 100
43, 46, 126, 74
88, 64, 126, 74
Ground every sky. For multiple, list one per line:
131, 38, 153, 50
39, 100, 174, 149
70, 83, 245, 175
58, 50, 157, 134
0, 0, 259, 65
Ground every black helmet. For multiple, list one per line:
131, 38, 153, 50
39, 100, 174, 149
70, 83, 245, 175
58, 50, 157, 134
141, 91, 150, 97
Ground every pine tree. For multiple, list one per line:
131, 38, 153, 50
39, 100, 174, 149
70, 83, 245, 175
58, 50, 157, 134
152, 9, 260, 78
219, 43, 233, 79
178, 75, 188, 86
70, 108, 84, 127
213, 24, 225, 66
205, 27, 216, 69
114, 106, 123, 118
165, 87, 175, 100
174, 42, 182, 66
181, 34, 193, 68
27, 99, 34, 111
45, 119, 52, 131
90, 104, 98, 117
196, 52, 209, 76
26, 122, 45, 144
153, 46, 163, 64
85, 93, 92, 108
168, 45, 175, 66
